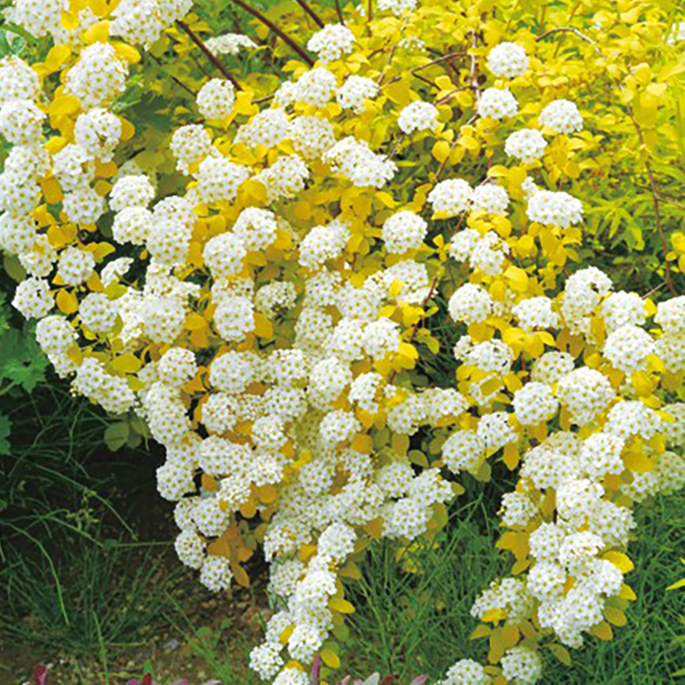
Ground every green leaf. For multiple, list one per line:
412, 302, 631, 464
104, 422, 131, 451
0, 413, 11, 455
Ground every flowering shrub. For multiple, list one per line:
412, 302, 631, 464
1, 0, 684, 683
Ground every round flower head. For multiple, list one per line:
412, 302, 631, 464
294, 67, 337, 107
0, 99, 44, 145
448, 284, 493, 324
441, 658, 489, 684
377, 0, 418, 17
505, 128, 547, 163
500, 646, 542, 683
197, 78, 236, 120
477, 88, 518, 119
336, 75, 379, 112
539, 99, 583, 134
527, 190, 583, 227
398, 100, 439, 134
381, 210, 427, 254
471, 184, 509, 215
205, 33, 257, 55
428, 179, 473, 217
512, 296, 559, 331
603, 324, 655, 372
487, 42, 528, 78
307, 24, 355, 63
655, 296, 685, 334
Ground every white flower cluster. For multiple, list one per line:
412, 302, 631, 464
477, 87, 518, 119
487, 42, 529, 78
3, 16, 683, 684
205, 33, 257, 55
504, 128, 547, 162
336, 75, 379, 112
325, 137, 397, 187
197, 78, 235, 120
527, 190, 583, 227
307, 24, 355, 63
539, 99, 583, 134
398, 100, 439, 134
110, 0, 194, 47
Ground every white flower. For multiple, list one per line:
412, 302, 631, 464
487, 42, 528, 77
398, 100, 439, 133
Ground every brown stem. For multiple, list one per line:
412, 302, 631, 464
414, 72, 439, 89
335, 0, 345, 24
640, 139, 677, 295
230, 0, 314, 66
469, 30, 480, 99
176, 20, 241, 90
377, 20, 408, 85
387, 272, 441, 384
383, 51, 466, 88
368, 0, 373, 21
293, 0, 325, 27
535, 26, 600, 52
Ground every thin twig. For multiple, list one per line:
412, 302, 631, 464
387, 273, 441, 384
383, 51, 466, 88
176, 20, 241, 90
414, 72, 439, 89
368, 0, 373, 21
389, 132, 406, 159
335, 0, 345, 24
377, 18, 408, 85
230, 0, 315, 66
638, 132, 677, 295
293, 0, 325, 28
469, 30, 480, 99
536, 26, 600, 52
434, 114, 478, 180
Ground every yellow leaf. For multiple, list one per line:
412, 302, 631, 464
623, 450, 655, 472
111, 354, 143, 374
279, 625, 294, 644
83, 20, 110, 44
631, 370, 654, 397
502, 443, 519, 470
299, 544, 318, 562
185, 312, 207, 331
619, 583, 637, 601
254, 312, 274, 339
61, 9, 80, 30
604, 606, 627, 627
48, 96, 81, 116
364, 517, 383, 540
482, 608, 506, 623
433, 140, 451, 163
329, 597, 355, 614
602, 551, 634, 573
351, 433, 373, 454
320, 648, 340, 669
45, 45, 72, 72
470, 624, 491, 640
504, 265, 529, 292
112, 41, 141, 64
375, 191, 396, 208
501, 624, 520, 650
340, 562, 362, 581
202, 474, 219, 492
56, 289, 78, 315
589, 620, 613, 641
548, 644, 572, 666
233, 564, 250, 588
